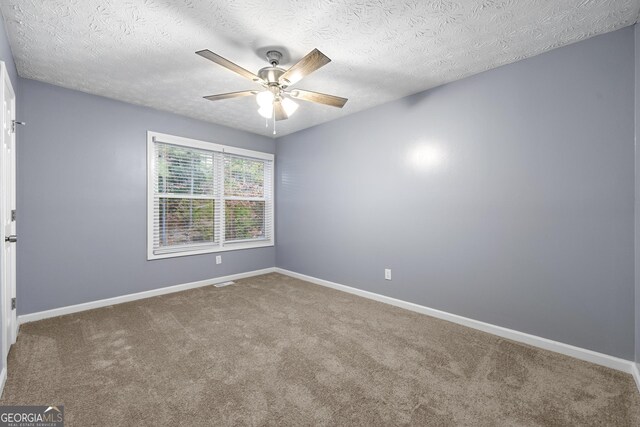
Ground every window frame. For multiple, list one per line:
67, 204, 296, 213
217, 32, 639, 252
147, 131, 275, 260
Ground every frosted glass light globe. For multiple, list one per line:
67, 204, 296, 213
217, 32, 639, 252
281, 98, 299, 116
256, 91, 274, 108
258, 105, 273, 119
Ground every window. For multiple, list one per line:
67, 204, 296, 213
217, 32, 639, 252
147, 132, 274, 259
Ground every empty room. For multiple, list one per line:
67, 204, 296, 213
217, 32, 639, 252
0, 0, 639, 425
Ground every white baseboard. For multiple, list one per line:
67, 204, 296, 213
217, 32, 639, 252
275, 268, 637, 379
0, 367, 6, 399
632, 363, 640, 393
18, 267, 276, 325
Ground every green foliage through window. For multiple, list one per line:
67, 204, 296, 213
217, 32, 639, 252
159, 198, 215, 246
225, 200, 265, 241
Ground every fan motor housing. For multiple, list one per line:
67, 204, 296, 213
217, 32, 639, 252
258, 66, 286, 85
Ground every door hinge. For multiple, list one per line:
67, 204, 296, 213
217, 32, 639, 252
11, 297, 15, 310
11, 209, 15, 221
11, 120, 25, 133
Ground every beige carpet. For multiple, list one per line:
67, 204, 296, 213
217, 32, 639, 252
1, 273, 638, 426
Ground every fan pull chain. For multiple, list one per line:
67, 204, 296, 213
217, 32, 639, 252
272, 103, 276, 135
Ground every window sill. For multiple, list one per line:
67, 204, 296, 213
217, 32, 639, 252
147, 240, 274, 260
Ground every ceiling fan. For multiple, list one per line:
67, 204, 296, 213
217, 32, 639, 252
196, 48, 348, 133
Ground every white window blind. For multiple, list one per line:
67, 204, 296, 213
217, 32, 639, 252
148, 132, 274, 260
223, 154, 274, 243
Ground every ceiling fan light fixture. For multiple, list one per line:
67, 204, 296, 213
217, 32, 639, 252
258, 105, 273, 119
256, 90, 275, 108
197, 47, 347, 128
281, 97, 299, 117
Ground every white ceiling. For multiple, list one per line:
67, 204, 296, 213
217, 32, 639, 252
1, 1, 639, 138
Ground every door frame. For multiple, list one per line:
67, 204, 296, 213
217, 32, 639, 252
0, 60, 17, 366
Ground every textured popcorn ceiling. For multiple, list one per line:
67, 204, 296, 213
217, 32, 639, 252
1, 1, 639, 138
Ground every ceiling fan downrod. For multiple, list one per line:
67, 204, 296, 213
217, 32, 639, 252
266, 50, 282, 67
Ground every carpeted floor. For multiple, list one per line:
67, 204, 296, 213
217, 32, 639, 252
1, 273, 638, 426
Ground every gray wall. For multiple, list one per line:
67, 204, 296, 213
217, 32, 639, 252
17, 79, 275, 315
0, 12, 17, 378
635, 23, 640, 366
276, 27, 635, 359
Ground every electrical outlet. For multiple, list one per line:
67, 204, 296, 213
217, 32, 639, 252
385, 269, 392, 280
216, 255, 222, 265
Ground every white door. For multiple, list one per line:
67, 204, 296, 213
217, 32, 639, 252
1, 61, 17, 362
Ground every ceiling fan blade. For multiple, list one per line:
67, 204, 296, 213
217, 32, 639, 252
203, 90, 257, 101
289, 89, 347, 108
279, 48, 331, 86
274, 101, 288, 121
196, 49, 263, 83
